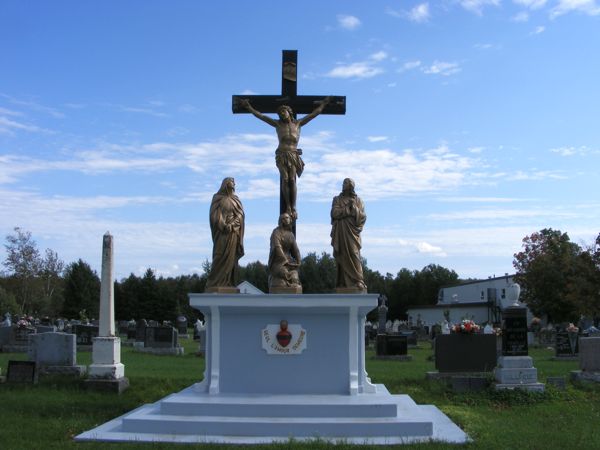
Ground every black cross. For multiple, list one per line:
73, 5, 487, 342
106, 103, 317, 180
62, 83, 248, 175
232, 50, 346, 117
232, 50, 346, 235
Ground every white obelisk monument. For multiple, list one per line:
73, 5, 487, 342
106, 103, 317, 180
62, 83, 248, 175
87, 232, 128, 392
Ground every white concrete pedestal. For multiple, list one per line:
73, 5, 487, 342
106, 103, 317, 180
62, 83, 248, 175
76, 294, 469, 444
494, 356, 545, 392
88, 337, 125, 379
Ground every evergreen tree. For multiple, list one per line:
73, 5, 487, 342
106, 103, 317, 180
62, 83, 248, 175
62, 259, 100, 319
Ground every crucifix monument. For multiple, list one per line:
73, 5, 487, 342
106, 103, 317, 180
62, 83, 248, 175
232, 50, 346, 235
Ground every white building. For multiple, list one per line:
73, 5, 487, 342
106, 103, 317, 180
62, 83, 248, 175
236, 281, 264, 295
407, 274, 533, 327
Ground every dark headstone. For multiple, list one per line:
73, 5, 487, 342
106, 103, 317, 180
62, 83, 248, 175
176, 316, 188, 335
386, 335, 408, 356
502, 306, 528, 356
546, 376, 566, 390
136, 319, 148, 342
73, 325, 99, 345
7, 360, 36, 383
145, 326, 177, 349
375, 334, 407, 356
400, 331, 418, 346
555, 330, 579, 357
435, 334, 497, 373
118, 321, 129, 335
13, 326, 36, 344
35, 325, 56, 334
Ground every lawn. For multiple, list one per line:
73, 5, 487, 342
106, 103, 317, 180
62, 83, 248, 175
1, 339, 599, 450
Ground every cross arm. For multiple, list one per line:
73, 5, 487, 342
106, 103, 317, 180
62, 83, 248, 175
232, 95, 346, 115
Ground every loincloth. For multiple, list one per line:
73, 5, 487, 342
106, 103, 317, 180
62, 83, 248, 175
275, 148, 305, 177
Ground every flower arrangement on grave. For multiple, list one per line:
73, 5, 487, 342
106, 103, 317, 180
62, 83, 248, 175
16, 318, 31, 329
451, 319, 481, 334
530, 317, 542, 332
566, 323, 579, 333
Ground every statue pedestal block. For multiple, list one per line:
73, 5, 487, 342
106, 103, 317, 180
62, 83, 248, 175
269, 286, 303, 294
205, 287, 240, 294
76, 294, 468, 444
336, 287, 367, 294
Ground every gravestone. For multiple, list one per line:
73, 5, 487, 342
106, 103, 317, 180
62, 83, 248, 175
118, 321, 129, 336
28, 332, 85, 377
400, 330, 418, 346
126, 320, 137, 340
494, 303, 544, 392
176, 316, 189, 338
35, 324, 57, 334
7, 360, 36, 384
433, 334, 496, 373
3, 326, 36, 352
502, 307, 528, 356
555, 328, 579, 358
134, 326, 183, 355
74, 325, 99, 347
135, 319, 148, 343
571, 337, 600, 383
0, 326, 12, 349
377, 297, 387, 334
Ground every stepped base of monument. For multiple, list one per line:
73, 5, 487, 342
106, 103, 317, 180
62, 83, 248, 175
75, 383, 468, 444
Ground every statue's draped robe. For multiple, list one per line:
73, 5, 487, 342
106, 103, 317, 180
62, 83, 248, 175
330, 193, 367, 289
206, 189, 244, 288
268, 227, 301, 288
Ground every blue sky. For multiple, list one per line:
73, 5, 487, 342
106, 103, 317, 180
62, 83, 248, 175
1, 0, 599, 280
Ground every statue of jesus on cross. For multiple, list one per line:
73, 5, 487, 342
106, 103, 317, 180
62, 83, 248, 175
239, 97, 330, 220
232, 50, 346, 235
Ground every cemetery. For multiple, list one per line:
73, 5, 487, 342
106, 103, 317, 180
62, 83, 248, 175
0, 47, 598, 448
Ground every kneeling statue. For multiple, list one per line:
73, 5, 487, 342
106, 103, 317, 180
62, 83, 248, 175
268, 212, 302, 293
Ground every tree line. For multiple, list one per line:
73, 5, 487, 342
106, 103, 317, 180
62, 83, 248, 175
2, 226, 599, 324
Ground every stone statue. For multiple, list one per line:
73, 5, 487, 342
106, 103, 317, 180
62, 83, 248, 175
240, 97, 331, 220
206, 177, 245, 291
330, 178, 367, 292
268, 212, 302, 293
1, 312, 11, 327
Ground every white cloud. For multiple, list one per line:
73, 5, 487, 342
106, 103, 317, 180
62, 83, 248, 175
550, 146, 599, 156
459, 0, 501, 15
118, 105, 168, 118
370, 51, 388, 62
417, 241, 446, 256
326, 62, 384, 79
337, 14, 361, 30
367, 136, 389, 143
514, 0, 547, 9
398, 60, 422, 73
512, 11, 530, 21
551, 0, 600, 17
386, 3, 430, 22
300, 143, 479, 201
1, 94, 65, 119
0, 116, 49, 135
423, 61, 461, 76
408, 3, 431, 22
436, 196, 531, 203
427, 208, 578, 221
531, 25, 546, 34
0, 106, 22, 116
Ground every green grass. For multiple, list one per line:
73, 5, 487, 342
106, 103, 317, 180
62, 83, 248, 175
1, 340, 599, 449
